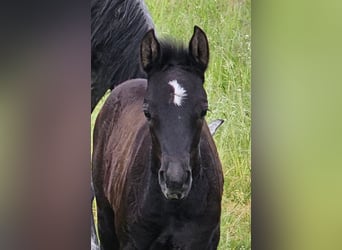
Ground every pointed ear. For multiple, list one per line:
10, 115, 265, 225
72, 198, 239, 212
208, 119, 224, 136
140, 29, 160, 72
189, 26, 209, 70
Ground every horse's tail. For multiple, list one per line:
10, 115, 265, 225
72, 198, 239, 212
91, 0, 154, 111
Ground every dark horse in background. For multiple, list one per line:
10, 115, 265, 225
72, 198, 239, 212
92, 26, 223, 249
91, 0, 153, 112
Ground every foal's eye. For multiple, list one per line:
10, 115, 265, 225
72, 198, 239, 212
143, 103, 151, 120
200, 109, 208, 118
144, 110, 151, 120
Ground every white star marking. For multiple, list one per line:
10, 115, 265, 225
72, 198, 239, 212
168, 80, 187, 106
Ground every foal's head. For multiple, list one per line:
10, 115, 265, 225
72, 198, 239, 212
140, 26, 209, 200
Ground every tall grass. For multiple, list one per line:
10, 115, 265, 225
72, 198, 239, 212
91, 0, 250, 248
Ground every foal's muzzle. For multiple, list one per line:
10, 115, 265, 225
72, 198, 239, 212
158, 160, 192, 200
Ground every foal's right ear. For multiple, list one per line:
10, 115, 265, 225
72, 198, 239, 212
140, 29, 160, 72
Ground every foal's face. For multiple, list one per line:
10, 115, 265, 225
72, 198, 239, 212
140, 26, 209, 200
143, 70, 208, 200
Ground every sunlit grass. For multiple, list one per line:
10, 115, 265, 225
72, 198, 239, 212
91, 0, 250, 248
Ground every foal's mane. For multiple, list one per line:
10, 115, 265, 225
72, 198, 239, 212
152, 38, 205, 77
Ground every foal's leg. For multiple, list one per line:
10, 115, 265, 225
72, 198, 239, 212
96, 198, 119, 250
207, 227, 220, 250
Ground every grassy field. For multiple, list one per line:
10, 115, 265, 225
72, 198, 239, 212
91, 0, 250, 249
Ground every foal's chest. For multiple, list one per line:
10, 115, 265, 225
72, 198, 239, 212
127, 212, 214, 250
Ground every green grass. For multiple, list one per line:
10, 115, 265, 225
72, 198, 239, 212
91, 0, 250, 248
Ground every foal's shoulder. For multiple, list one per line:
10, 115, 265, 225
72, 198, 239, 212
112, 78, 147, 98
95, 78, 147, 132
103, 78, 148, 110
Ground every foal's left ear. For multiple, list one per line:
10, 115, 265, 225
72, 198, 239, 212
189, 26, 209, 70
140, 29, 160, 73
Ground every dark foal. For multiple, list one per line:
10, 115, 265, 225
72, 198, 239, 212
92, 26, 223, 250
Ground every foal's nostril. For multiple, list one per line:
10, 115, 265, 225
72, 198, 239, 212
158, 170, 165, 183
185, 170, 191, 183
